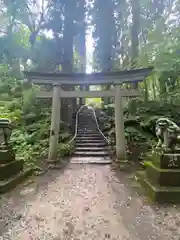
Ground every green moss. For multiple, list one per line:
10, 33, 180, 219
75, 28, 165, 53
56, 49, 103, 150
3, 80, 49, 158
0, 168, 34, 194
0, 159, 24, 180
136, 171, 180, 203
59, 142, 74, 158
0, 149, 15, 164
146, 161, 180, 172
150, 153, 161, 166
136, 171, 156, 201
146, 161, 180, 186
146, 152, 180, 169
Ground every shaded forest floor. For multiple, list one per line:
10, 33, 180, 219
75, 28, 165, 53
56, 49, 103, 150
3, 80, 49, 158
0, 162, 180, 240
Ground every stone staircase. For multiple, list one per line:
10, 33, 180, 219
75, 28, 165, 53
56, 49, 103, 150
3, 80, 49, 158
70, 108, 112, 164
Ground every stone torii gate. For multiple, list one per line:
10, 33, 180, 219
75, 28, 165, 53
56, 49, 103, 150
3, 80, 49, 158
23, 67, 153, 161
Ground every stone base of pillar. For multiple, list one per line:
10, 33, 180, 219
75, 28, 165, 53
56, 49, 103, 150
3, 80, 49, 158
115, 159, 128, 163
46, 158, 60, 163
115, 159, 131, 170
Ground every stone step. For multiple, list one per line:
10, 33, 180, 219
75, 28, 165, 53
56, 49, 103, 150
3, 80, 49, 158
77, 129, 98, 132
0, 160, 24, 181
78, 125, 97, 127
73, 151, 109, 157
75, 147, 109, 152
0, 169, 33, 194
78, 126, 96, 129
78, 127, 97, 129
77, 131, 100, 135
75, 139, 106, 143
78, 122, 96, 124
76, 133, 101, 137
77, 133, 102, 138
78, 119, 95, 121
78, 124, 96, 125
77, 128, 98, 130
75, 136, 103, 141
79, 121, 96, 123
70, 156, 112, 164
78, 125, 96, 127
75, 142, 107, 147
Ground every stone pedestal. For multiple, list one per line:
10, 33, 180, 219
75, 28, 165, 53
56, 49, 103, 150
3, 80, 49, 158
0, 148, 33, 194
136, 152, 180, 203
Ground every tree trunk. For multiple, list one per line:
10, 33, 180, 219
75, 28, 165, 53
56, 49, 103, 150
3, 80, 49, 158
131, 0, 140, 89
61, 1, 75, 124
78, 0, 87, 107
94, 0, 116, 105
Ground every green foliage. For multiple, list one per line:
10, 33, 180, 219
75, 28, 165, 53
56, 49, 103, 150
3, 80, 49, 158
0, 68, 73, 168
58, 143, 74, 158
102, 93, 180, 161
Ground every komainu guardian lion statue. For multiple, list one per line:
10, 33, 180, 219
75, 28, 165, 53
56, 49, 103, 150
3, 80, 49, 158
155, 118, 180, 151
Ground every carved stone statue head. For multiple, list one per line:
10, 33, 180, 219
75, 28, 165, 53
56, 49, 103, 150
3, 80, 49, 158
155, 117, 180, 151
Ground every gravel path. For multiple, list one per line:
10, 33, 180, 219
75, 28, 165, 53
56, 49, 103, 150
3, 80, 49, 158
0, 163, 180, 239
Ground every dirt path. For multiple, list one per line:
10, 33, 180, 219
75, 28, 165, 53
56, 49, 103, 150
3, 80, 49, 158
0, 164, 180, 239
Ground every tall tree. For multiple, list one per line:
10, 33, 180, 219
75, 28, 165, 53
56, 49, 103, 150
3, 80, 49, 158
131, 0, 140, 89
93, 0, 117, 105
93, 0, 117, 72
74, 0, 87, 105
61, 0, 77, 123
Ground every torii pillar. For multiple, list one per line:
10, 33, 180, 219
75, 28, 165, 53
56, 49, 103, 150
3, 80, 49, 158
114, 85, 126, 160
48, 85, 61, 161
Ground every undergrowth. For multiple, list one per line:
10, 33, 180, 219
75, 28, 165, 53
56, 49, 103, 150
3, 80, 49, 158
100, 96, 180, 162
0, 74, 73, 168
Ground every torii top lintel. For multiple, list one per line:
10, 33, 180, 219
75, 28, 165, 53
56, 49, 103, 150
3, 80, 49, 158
23, 67, 153, 85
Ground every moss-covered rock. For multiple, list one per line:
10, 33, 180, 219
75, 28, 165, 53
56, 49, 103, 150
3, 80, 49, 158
137, 151, 180, 202
0, 159, 24, 180
151, 153, 180, 169
0, 149, 15, 164
136, 171, 180, 203
0, 168, 33, 194
145, 161, 180, 186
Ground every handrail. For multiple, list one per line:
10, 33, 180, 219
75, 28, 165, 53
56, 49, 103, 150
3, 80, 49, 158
68, 105, 86, 144
89, 106, 110, 144
68, 104, 110, 144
